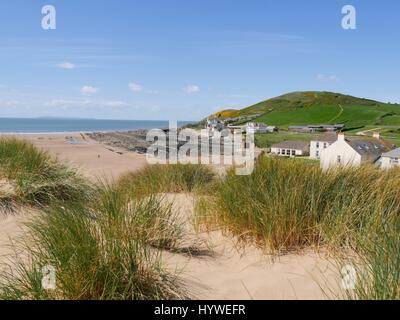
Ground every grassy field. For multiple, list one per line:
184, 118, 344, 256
210, 91, 400, 130
254, 126, 400, 149
255, 132, 314, 148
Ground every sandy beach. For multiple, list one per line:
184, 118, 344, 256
23, 133, 148, 181
0, 133, 341, 300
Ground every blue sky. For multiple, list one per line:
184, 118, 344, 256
0, 0, 399, 120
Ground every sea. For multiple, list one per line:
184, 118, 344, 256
0, 118, 195, 134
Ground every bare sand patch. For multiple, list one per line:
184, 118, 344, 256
0, 207, 36, 271
21, 133, 148, 181
161, 193, 341, 300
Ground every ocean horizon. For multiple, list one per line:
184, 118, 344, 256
0, 118, 195, 134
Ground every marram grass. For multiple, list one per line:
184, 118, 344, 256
0, 138, 91, 211
117, 163, 215, 197
0, 185, 187, 300
195, 157, 400, 299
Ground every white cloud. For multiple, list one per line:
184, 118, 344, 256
316, 74, 339, 82
183, 84, 201, 93
56, 62, 76, 69
80, 85, 98, 96
128, 83, 144, 92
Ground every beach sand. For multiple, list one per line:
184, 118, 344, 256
162, 193, 340, 300
0, 133, 341, 299
25, 133, 148, 181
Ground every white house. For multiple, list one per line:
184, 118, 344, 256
205, 118, 225, 134
271, 141, 310, 157
380, 148, 400, 169
320, 133, 394, 170
310, 133, 338, 160
245, 122, 277, 134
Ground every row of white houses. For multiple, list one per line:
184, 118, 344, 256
271, 132, 400, 170
205, 119, 277, 134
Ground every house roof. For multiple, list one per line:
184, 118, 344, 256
312, 133, 338, 143
272, 140, 309, 150
382, 148, 400, 158
289, 124, 345, 129
346, 138, 394, 162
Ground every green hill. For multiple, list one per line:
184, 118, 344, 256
211, 91, 400, 130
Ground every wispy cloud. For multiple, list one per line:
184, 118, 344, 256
183, 84, 201, 93
128, 83, 144, 92
0, 99, 26, 107
203, 31, 321, 53
45, 99, 129, 108
56, 62, 76, 69
316, 74, 339, 82
80, 85, 98, 96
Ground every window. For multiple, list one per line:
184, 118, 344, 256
292, 150, 295, 156
281, 149, 285, 155
337, 155, 341, 164
316, 142, 320, 148
392, 158, 399, 164
323, 143, 327, 148
286, 149, 291, 155
316, 151, 319, 158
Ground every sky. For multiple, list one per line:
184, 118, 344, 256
0, 0, 399, 120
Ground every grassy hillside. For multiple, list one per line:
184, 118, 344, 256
211, 91, 400, 130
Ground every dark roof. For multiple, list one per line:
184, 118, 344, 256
272, 140, 310, 150
382, 148, 400, 158
289, 124, 345, 129
346, 138, 394, 162
288, 125, 309, 129
312, 133, 338, 143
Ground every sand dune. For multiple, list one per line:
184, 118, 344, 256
162, 193, 340, 300
0, 133, 341, 299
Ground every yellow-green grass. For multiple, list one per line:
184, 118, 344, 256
0, 185, 187, 300
0, 138, 91, 211
117, 163, 215, 197
0, 143, 205, 300
195, 157, 400, 299
197, 157, 400, 250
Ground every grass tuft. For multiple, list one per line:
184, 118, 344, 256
0, 138, 91, 211
117, 163, 215, 197
0, 185, 187, 300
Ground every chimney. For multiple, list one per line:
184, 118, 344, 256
373, 132, 381, 140
338, 133, 345, 141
